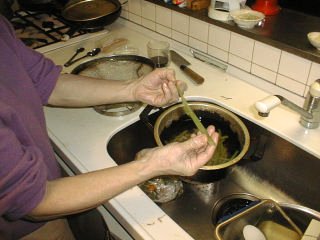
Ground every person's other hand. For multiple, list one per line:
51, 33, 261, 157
135, 126, 219, 177
130, 68, 187, 107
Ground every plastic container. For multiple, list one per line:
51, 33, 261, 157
140, 177, 183, 203
251, 0, 281, 15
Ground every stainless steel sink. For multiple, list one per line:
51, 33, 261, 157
107, 103, 320, 240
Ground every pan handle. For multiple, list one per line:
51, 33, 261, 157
139, 104, 164, 132
241, 134, 268, 162
139, 105, 155, 132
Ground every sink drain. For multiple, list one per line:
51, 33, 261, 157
211, 193, 260, 226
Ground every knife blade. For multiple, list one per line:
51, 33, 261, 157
170, 50, 204, 84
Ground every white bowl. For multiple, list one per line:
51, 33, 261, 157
230, 9, 265, 29
308, 32, 320, 50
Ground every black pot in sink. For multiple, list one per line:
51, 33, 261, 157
142, 102, 251, 183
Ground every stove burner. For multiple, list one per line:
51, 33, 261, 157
20, 37, 48, 48
10, 10, 90, 49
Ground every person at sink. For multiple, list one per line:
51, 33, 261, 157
0, 15, 219, 240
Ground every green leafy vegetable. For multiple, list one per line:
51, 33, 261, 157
166, 128, 238, 166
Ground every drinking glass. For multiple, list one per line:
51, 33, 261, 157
147, 40, 170, 68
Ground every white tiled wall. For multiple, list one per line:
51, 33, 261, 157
121, 0, 320, 98
208, 25, 230, 52
172, 11, 189, 35
128, 0, 141, 14
189, 18, 209, 42
141, 1, 156, 21
253, 42, 281, 71
156, 5, 172, 27
278, 52, 311, 84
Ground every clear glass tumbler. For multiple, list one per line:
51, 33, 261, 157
147, 40, 170, 68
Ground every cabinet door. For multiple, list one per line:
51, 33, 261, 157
56, 154, 133, 240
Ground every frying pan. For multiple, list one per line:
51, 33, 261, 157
17, 0, 121, 35
61, 0, 121, 30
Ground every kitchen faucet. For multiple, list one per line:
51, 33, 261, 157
255, 79, 320, 129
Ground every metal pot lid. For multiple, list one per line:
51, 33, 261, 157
62, 0, 120, 21
72, 55, 154, 117
71, 55, 155, 76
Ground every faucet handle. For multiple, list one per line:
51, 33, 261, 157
255, 95, 282, 117
310, 79, 320, 97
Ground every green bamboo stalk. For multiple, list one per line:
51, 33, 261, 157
176, 85, 216, 146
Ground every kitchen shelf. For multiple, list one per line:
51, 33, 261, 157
146, 0, 320, 64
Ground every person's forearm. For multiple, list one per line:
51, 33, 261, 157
28, 159, 157, 221
28, 128, 216, 221
47, 73, 137, 107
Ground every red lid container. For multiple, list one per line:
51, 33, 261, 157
252, 0, 281, 15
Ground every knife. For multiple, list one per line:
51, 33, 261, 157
170, 50, 204, 84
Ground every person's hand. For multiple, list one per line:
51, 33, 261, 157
130, 68, 187, 107
135, 126, 219, 177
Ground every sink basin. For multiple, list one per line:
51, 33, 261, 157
107, 102, 320, 240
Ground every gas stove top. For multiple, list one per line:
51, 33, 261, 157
11, 9, 103, 49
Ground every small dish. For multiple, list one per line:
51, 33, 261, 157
230, 9, 265, 29
307, 32, 320, 50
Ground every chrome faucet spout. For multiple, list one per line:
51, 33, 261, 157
276, 95, 313, 119
255, 80, 320, 129
300, 79, 320, 129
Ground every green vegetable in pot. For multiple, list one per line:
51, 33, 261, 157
176, 85, 215, 146
165, 129, 238, 166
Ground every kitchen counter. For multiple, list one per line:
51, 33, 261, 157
43, 19, 320, 239
146, 0, 320, 64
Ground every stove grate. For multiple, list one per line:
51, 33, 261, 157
11, 10, 86, 49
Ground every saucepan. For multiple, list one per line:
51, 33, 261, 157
140, 102, 251, 183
